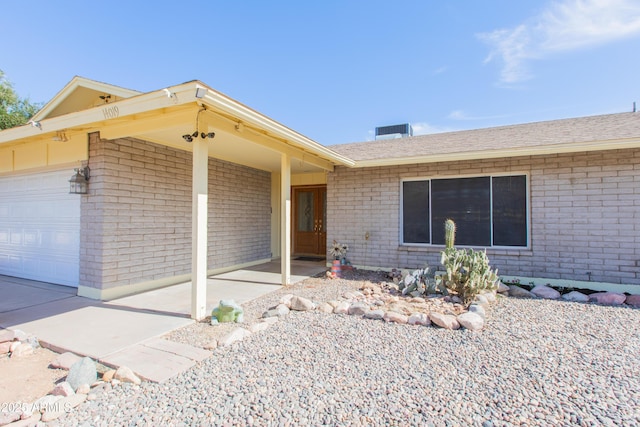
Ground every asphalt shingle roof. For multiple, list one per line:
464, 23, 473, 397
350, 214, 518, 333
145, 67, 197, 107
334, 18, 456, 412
329, 112, 640, 162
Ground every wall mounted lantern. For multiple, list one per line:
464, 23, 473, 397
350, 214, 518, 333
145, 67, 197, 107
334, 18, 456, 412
69, 166, 90, 194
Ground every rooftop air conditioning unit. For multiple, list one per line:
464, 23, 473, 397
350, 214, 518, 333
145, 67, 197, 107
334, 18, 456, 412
375, 123, 413, 140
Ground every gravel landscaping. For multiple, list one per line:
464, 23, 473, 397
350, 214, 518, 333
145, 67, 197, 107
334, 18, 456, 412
55, 271, 640, 427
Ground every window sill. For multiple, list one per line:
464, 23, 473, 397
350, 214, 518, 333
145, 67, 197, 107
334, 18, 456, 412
398, 245, 533, 257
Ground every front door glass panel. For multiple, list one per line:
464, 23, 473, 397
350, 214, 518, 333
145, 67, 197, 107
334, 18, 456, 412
297, 191, 314, 232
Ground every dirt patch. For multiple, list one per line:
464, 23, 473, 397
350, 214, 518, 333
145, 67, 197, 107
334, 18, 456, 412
0, 347, 66, 404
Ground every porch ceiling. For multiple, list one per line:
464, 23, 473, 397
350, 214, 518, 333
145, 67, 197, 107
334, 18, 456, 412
126, 105, 330, 174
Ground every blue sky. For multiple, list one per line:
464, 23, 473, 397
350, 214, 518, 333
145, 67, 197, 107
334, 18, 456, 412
1, 0, 639, 146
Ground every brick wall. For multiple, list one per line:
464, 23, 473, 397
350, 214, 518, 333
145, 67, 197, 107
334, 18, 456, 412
208, 158, 271, 267
327, 149, 640, 285
80, 133, 271, 291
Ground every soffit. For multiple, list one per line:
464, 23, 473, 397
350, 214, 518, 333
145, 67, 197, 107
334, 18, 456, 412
132, 108, 327, 174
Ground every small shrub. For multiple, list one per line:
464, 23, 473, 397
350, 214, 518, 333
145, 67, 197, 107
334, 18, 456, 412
439, 247, 498, 306
398, 266, 444, 297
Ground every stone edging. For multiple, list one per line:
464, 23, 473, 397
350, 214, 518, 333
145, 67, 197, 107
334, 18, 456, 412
264, 287, 490, 332
213, 280, 640, 350
0, 340, 142, 426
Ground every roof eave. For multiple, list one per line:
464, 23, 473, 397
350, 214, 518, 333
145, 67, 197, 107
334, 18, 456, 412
0, 80, 355, 168
351, 137, 640, 168
197, 87, 355, 167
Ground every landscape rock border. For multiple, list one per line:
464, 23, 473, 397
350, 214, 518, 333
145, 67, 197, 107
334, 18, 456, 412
262, 283, 491, 332
0, 341, 144, 426
506, 283, 639, 307
0, 329, 37, 359
255, 278, 640, 336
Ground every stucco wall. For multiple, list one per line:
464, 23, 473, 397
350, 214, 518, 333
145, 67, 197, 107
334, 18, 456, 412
80, 133, 271, 291
327, 148, 640, 286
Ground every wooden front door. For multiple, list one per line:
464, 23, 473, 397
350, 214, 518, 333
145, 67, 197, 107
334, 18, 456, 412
293, 186, 326, 257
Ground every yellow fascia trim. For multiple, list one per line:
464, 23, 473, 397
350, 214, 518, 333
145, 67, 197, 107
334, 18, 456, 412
77, 258, 272, 301
0, 82, 202, 145
0, 79, 354, 172
77, 273, 191, 300
0, 131, 88, 174
1, 80, 355, 170
0, 161, 80, 178
97, 105, 196, 140
291, 172, 327, 186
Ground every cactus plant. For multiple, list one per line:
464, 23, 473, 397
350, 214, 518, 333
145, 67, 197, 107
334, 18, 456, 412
444, 219, 456, 249
439, 247, 498, 306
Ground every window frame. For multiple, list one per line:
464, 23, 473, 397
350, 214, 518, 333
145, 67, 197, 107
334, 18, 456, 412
400, 172, 531, 249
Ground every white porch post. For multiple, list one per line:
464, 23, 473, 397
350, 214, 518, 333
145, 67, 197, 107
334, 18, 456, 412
281, 153, 291, 286
191, 138, 209, 320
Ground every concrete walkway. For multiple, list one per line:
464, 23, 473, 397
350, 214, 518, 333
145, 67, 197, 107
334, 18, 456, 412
0, 260, 325, 382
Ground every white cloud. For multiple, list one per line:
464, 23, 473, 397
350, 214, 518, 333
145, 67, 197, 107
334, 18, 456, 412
365, 129, 375, 141
448, 110, 468, 120
433, 66, 448, 75
479, 24, 533, 83
364, 123, 452, 140
478, 0, 640, 84
411, 122, 455, 135
447, 110, 511, 121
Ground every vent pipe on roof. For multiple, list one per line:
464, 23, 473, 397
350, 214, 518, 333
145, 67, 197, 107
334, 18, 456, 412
375, 123, 413, 140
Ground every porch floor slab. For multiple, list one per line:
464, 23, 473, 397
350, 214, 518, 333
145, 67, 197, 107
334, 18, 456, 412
0, 296, 194, 360
0, 260, 326, 382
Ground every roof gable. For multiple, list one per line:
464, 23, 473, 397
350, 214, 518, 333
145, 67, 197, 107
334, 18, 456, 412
0, 78, 353, 174
32, 76, 141, 121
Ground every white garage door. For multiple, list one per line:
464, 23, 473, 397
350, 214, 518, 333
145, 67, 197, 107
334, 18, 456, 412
0, 170, 80, 287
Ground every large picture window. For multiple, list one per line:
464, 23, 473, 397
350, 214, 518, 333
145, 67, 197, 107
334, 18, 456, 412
401, 174, 528, 248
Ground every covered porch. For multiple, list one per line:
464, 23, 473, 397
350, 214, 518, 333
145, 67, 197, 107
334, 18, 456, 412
0, 77, 354, 320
